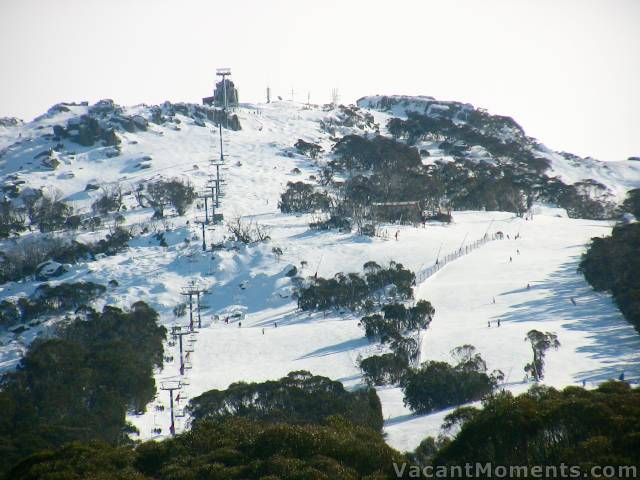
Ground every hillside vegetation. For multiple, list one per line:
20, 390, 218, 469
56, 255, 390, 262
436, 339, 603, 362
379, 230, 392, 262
0, 302, 165, 474
580, 221, 640, 332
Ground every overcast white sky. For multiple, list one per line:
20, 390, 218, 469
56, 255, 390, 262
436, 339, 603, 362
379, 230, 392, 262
1, 0, 638, 160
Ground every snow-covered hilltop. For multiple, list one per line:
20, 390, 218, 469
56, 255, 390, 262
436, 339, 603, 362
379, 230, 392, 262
1, 95, 639, 451
359, 94, 640, 202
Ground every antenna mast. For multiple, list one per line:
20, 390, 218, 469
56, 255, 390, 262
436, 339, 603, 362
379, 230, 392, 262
216, 67, 232, 162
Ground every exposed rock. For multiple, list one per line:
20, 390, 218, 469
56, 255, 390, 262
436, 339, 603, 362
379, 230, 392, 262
89, 99, 122, 116
0, 117, 23, 127
35, 149, 60, 169
105, 146, 120, 158
35, 260, 66, 281
41, 156, 60, 170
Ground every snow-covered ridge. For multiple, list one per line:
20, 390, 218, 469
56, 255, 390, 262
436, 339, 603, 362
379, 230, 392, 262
359, 94, 640, 201
358, 94, 476, 125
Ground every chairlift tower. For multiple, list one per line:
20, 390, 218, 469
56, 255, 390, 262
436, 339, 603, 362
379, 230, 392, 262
195, 218, 208, 251
180, 280, 207, 330
171, 326, 191, 375
207, 168, 225, 209
198, 190, 215, 224
160, 379, 182, 435
205, 176, 218, 213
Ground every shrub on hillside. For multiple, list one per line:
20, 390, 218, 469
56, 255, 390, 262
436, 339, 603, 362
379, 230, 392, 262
401, 347, 500, 414
381, 301, 434, 331
30, 192, 73, 233
226, 216, 271, 243
361, 313, 399, 343
402, 360, 496, 414
331, 134, 421, 173
296, 261, 415, 311
145, 178, 196, 218
359, 353, 409, 386
294, 138, 323, 159
92, 184, 123, 215
308, 214, 351, 231
620, 188, 640, 218
0, 227, 132, 285
278, 181, 330, 213
0, 198, 26, 238
0, 281, 106, 330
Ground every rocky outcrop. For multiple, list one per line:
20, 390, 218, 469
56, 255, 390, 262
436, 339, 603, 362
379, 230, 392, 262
0, 117, 23, 128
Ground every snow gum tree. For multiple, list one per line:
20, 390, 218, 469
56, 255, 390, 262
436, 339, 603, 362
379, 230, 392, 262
524, 330, 560, 380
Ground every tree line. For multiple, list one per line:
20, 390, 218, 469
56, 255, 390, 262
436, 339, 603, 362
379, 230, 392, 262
279, 132, 619, 236
4, 370, 638, 478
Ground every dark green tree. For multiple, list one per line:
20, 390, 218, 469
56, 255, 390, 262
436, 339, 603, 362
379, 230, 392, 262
524, 330, 560, 381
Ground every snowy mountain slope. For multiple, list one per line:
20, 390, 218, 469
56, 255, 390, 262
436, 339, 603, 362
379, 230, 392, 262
359, 95, 640, 202
1, 97, 639, 452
